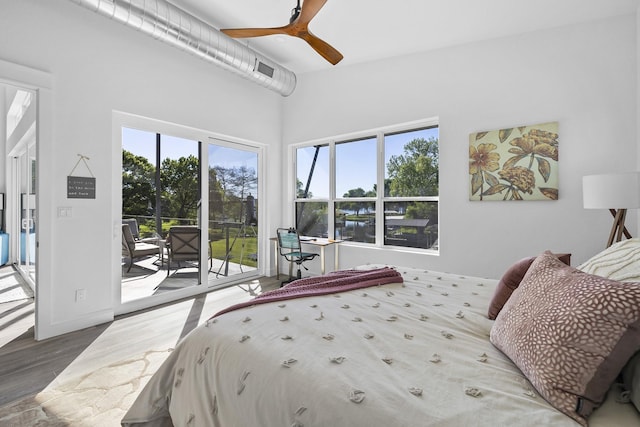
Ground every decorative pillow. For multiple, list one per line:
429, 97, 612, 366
487, 256, 535, 320
490, 251, 640, 426
622, 351, 640, 412
487, 253, 571, 320
578, 238, 640, 282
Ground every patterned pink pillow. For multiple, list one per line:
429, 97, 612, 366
490, 251, 640, 426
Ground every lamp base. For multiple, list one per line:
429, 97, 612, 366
607, 208, 631, 247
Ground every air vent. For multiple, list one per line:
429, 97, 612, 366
256, 61, 275, 78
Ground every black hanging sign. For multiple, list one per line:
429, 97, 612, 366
67, 176, 96, 199
67, 154, 96, 199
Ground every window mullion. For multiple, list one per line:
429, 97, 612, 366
376, 132, 384, 246
155, 133, 162, 236
329, 141, 336, 238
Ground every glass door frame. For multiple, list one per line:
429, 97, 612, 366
7, 92, 37, 289
18, 144, 37, 283
206, 137, 261, 288
113, 112, 265, 316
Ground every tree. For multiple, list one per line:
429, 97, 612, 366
342, 187, 374, 216
296, 178, 313, 198
161, 155, 199, 223
122, 150, 155, 216
208, 167, 224, 221
386, 137, 439, 197
229, 165, 258, 203
213, 165, 258, 222
405, 201, 438, 223
343, 188, 366, 198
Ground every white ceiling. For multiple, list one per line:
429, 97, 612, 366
169, 0, 639, 74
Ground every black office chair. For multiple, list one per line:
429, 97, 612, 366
276, 227, 318, 286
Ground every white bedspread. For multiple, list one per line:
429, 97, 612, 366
122, 265, 639, 427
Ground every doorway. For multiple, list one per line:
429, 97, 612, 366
118, 116, 262, 308
5, 85, 37, 291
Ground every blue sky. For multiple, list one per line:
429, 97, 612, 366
297, 127, 439, 198
122, 127, 197, 160
123, 126, 438, 200
122, 127, 258, 170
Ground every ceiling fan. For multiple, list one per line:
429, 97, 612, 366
221, 0, 343, 65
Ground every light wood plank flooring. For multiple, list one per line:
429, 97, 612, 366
0, 275, 280, 407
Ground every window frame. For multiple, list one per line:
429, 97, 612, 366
293, 118, 439, 253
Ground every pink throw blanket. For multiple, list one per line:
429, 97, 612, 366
213, 267, 403, 318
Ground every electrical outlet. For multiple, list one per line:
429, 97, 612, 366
75, 289, 86, 302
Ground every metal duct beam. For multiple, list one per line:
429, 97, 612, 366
70, 0, 297, 96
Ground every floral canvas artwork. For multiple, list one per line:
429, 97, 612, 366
469, 121, 558, 201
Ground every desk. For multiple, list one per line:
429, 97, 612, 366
272, 237, 342, 279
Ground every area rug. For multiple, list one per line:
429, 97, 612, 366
0, 348, 172, 427
0, 268, 33, 304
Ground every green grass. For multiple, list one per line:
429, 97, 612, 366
137, 221, 259, 268
209, 235, 257, 268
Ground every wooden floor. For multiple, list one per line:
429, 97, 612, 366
0, 274, 280, 407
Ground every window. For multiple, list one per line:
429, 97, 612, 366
295, 122, 439, 251
295, 144, 329, 237
122, 128, 200, 238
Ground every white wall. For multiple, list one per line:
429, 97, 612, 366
0, 0, 284, 339
283, 15, 638, 280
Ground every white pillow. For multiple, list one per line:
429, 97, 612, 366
578, 238, 640, 282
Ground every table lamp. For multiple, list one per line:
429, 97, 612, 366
583, 172, 640, 247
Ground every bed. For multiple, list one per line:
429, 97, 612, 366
122, 244, 640, 427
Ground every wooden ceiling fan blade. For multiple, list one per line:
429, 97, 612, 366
297, 0, 328, 25
221, 0, 343, 66
299, 31, 343, 65
221, 27, 288, 39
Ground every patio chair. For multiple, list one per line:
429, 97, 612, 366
123, 218, 158, 243
166, 226, 200, 276
276, 227, 318, 286
122, 224, 161, 272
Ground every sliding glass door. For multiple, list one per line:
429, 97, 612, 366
120, 124, 261, 304
207, 139, 259, 280
121, 128, 201, 302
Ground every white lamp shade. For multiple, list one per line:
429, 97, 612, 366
583, 172, 640, 209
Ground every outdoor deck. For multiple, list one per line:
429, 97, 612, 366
121, 252, 258, 303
